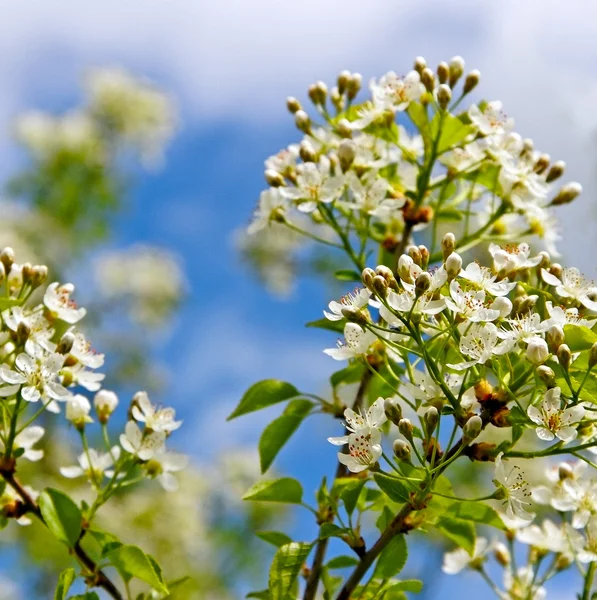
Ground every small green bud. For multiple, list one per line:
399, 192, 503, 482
424, 406, 439, 435
338, 139, 356, 172
265, 169, 285, 187
346, 73, 362, 101
421, 68, 435, 93
286, 96, 302, 114
589, 342, 597, 370
294, 110, 311, 134
372, 275, 388, 298
393, 439, 412, 463
398, 418, 414, 442
448, 56, 465, 87
463, 415, 482, 442
415, 272, 432, 297
441, 232, 456, 260
557, 344, 572, 371
299, 140, 316, 162
536, 365, 556, 387
31, 265, 48, 289
336, 118, 352, 138
436, 84, 451, 110
362, 267, 376, 289
418, 245, 430, 270
533, 153, 550, 174
397, 255, 414, 283
437, 61, 449, 84
407, 245, 422, 266
16, 322, 30, 345
413, 56, 427, 75
552, 182, 582, 206
337, 70, 351, 95
526, 338, 549, 365
445, 252, 462, 280
57, 332, 75, 355
384, 398, 402, 426
463, 69, 480, 94
0, 247, 14, 275
546, 324, 565, 352
546, 160, 565, 183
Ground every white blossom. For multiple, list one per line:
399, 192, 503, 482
324, 322, 377, 361
527, 387, 584, 442
493, 453, 534, 522
131, 391, 182, 433
541, 267, 597, 312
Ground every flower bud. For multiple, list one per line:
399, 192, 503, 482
337, 70, 351, 95
589, 342, 597, 370
445, 252, 462, 280
362, 267, 376, 289
57, 331, 75, 355
375, 265, 398, 290
550, 263, 563, 279
407, 245, 422, 266
94, 390, 119, 424
557, 344, 572, 371
546, 324, 565, 353
546, 160, 565, 183
0, 262, 5, 286
31, 265, 48, 289
533, 153, 550, 174
555, 554, 572, 571
338, 139, 356, 172
421, 68, 435, 93
384, 398, 402, 426
449, 56, 465, 87
552, 182, 582, 206
330, 87, 343, 111
66, 394, 93, 431
537, 251, 551, 270
393, 439, 412, 463
463, 415, 482, 442
558, 462, 574, 480
336, 118, 352, 138
413, 56, 427, 75
286, 96, 302, 114
536, 365, 556, 387
346, 73, 362, 101
299, 140, 316, 163
491, 296, 512, 318
398, 418, 414, 442
16, 322, 30, 345
424, 406, 439, 435
436, 84, 451, 110
265, 169, 285, 187
418, 245, 430, 270
397, 255, 414, 283
0, 247, 14, 275
526, 338, 549, 365
415, 272, 432, 297
294, 110, 311, 134
21, 263, 33, 285
494, 542, 511, 567
437, 61, 449, 84
463, 69, 480, 94
372, 275, 388, 298
442, 233, 456, 260
308, 81, 328, 106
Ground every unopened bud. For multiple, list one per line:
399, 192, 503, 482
526, 338, 549, 365
552, 182, 582, 206
414, 56, 427, 74
424, 406, 439, 435
491, 296, 513, 318
338, 139, 356, 172
346, 73, 362, 101
463, 415, 482, 442
16, 322, 30, 345
546, 324, 565, 353
421, 68, 435, 93
442, 233, 456, 260
294, 110, 311, 134
384, 398, 403, 426
533, 153, 550, 174
589, 342, 597, 370
445, 252, 462, 280
407, 245, 422, 266
330, 87, 343, 111
299, 140, 316, 163
308, 81, 328, 106
557, 344, 572, 371
286, 96, 301, 114
536, 365, 556, 387
94, 390, 119, 424
494, 542, 511, 567
265, 169, 285, 187
0, 247, 14, 275
372, 275, 388, 298
66, 394, 93, 431
31, 265, 48, 289
555, 554, 572, 571
546, 160, 565, 183
550, 263, 563, 279
436, 84, 451, 110
336, 118, 352, 138
393, 439, 412, 463
518, 294, 539, 315
57, 332, 75, 355
375, 266, 398, 290
418, 246, 430, 270
21, 263, 33, 285
362, 268, 376, 289
397, 255, 414, 283
437, 61, 449, 84
415, 272, 432, 296
448, 56, 465, 87
537, 251, 551, 270
337, 70, 351, 95
463, 69, 480, 94
398, 418, 414, 442
558, 462, 574, 480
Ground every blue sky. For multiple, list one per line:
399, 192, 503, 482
3, 1, 597, 597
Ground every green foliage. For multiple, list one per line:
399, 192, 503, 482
106, 544, 168, 595
374, 534, 408, 579
243, 478, 304, 504
228, 380, 300, 420
373, 473, 411, 503
434, 518, 476, 556
268, 542, 312, 600
259, 399, 314, 472
256, 531, 294, 548
564, 324, 597, 351
38, 488, 82, 548
54, 567, 76, 600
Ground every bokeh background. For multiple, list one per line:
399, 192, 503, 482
1, 1, 597, 598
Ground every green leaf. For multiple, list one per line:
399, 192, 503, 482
407, 103, 430, 143
330, 362, 366, 389
443, 501, 506, 531
332, 478, 366, 515
437, 207, 463, 222
68, 594, 100, 600
435, 518, 476, 556
243, 478, 303, 504
259, 399, 313, 473
268, 542, 312, 600
227, 380, 300, 420
564, 324, 597, 351
326, 555, 359, 569
88, 528, 121, 557
319, 523, 350, 540
256, 531, 293, 548
391, 579, 424, 593
374, 473, 411, 503
374, 534, 407, 578
38, 488, 82, 547
334, 269, 362, 282
306, 318, 344, 333
106, 544, 168, 595
431, 113, 475, 153
54, 567, 76, 600
247, 591, 272, 600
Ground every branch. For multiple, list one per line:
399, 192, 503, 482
1, 469, 124, 600
302, 369, 373, 600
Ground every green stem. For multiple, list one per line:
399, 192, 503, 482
4, 392, 22, 459
582, 561, 596, 600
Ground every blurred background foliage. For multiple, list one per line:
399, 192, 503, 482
0, 68, 282, 600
